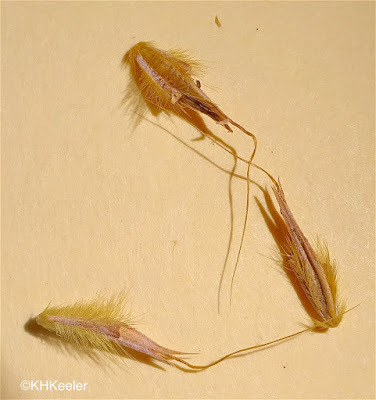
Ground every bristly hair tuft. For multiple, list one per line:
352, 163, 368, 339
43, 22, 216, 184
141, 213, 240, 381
36, 293, 134, 356
313, 239, 346, 328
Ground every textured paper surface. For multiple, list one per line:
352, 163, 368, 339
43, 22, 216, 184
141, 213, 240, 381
2, 1, 375, 399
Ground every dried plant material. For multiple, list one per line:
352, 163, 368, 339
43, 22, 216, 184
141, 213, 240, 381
36, 294, 314, 369
36, 295, 185, 364
272, 181, 345, 328
174, 326, 310, 370
123, 42, 232, 130
215, 16, 222, 27
123, 42, 258, 309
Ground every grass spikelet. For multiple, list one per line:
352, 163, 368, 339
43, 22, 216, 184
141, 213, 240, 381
123, 41, 231, 129
272, 181, 345, 328
36, 294, 185, 363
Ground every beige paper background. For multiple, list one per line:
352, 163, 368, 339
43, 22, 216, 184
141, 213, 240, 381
1, 1, 375, 399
